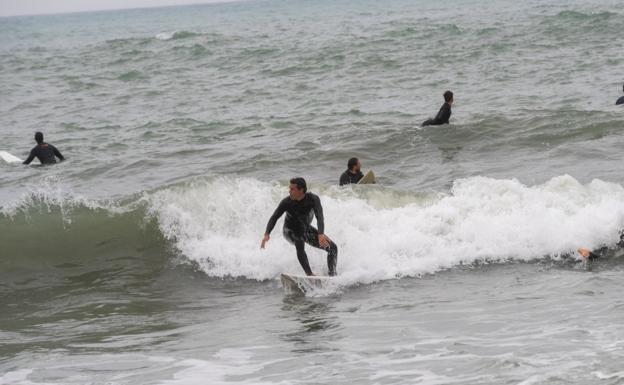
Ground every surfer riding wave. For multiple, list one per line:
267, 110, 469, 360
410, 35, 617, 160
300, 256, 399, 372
261, 177, 338, 276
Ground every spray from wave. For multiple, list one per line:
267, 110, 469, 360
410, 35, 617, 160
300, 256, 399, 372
145, 175, 624, 283
155, 31, 200, 41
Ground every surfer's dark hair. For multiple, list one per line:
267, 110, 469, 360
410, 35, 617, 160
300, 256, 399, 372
35, 132, 44, 144
290, 177, 307, 193
348, 157, 359, 171
444, 90, 453, 102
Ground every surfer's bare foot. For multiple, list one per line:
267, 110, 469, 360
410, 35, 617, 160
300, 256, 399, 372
577, 248, 591, 259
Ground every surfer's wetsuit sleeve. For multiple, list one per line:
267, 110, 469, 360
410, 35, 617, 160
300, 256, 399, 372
586, 251, 601, 261
339, 171, 349, 186
617, 95, 624, 105
312, 194, 325, 234
51, 145, 65, 161
265, 198, 288, 234
422, 103, 451, 126
23, 150, 36, 165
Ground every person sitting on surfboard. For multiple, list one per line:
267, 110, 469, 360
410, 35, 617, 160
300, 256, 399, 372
339, 157, 363, 186
422, 90, 453, 126
261, 177, 338, 276
617, 83, 624, 106
23, 132, 65, 165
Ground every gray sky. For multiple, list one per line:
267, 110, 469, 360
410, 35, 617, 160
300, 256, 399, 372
0, 0, 236, 17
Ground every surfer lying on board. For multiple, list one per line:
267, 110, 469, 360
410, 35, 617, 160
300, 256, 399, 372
23, 132, 65, 165
577, 232, 624, 261
577, 248, 601, 261
422, 90, 453, 126
339, 157, 363, 186
261, 177, 338, 276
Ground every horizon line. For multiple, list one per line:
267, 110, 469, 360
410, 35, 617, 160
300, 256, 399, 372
0, 0, 252, 19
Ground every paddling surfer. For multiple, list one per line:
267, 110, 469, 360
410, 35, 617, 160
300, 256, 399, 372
577, 232, 624, 261
23, 132, 65, 165
261, 177, 338, 276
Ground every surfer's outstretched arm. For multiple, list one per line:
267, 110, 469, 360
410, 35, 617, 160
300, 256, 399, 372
261, 198, 288, 248
264, 199, 287, 234
52, 145, 65, 161
23, 149, 35, 165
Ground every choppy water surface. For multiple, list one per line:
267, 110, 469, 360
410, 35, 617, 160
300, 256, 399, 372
2, 0, 624, 383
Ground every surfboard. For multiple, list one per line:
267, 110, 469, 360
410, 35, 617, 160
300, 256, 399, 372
280, 273, 334, 294
357, 169, 376, 184
0, 151, 23, 164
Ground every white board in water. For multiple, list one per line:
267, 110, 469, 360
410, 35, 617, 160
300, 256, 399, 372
0, 151, 23, 164
280, 273, 333, 294
357, 170, 375, 184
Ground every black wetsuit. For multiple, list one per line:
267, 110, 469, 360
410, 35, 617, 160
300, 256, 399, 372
23, 143, 64, 165
422, 102, 452, 126
265, 193, 338, 276
616, 95, 624, 106
339, 169, 363, 186
586, 251, 601, 260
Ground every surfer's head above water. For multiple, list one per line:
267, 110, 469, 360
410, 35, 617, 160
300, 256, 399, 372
289, 177, 307, 200
444, 90, 454, 104
35, 132, 44, 144
348, 157, 361, 173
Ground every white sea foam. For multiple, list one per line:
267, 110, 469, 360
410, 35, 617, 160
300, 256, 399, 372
155, 31, 176, 41
593, 370, 624, 380
157, 348, 277, 385
0, 369, 34, 385
147, 175, 624, 283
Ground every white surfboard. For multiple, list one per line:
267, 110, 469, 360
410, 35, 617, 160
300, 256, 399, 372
280, 273, 334, 294
0, 151, 23, 164
357, 169, 376, 184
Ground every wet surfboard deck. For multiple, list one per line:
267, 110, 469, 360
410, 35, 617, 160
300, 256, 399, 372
357, 169, 375, 184
280, 273, 334, 294
0, 151, 23, 164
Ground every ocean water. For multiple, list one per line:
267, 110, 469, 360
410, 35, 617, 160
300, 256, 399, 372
2, 0, 624, 383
